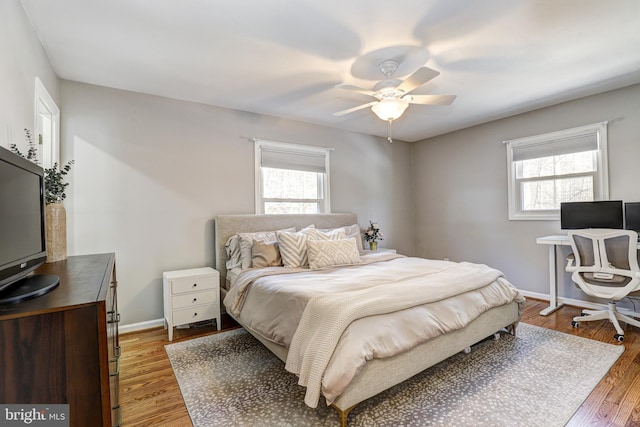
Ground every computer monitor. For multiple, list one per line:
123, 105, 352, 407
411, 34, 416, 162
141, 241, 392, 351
560, 200, 624, 230
624, 202, 640, 233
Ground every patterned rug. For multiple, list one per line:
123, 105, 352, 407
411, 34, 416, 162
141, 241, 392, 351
165, 323, 623, 426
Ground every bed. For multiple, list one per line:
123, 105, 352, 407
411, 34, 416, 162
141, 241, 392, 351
215, 213, 524, 426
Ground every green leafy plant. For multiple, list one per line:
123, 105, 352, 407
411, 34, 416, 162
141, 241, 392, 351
10, 128, 74, 204
43, 161, 74, 204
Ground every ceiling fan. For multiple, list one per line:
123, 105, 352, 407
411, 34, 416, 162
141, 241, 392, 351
334, 60, 456, 136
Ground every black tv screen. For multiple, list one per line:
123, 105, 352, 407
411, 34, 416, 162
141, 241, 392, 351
625, 202, 640, 233
0, 147, 47, 292
560, 201, 623, 230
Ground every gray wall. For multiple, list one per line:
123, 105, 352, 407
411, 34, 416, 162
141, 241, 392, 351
60, 81, 414, 325
4, 0, 639, 325
412, 83, 640, 302
0, 0, 59, 151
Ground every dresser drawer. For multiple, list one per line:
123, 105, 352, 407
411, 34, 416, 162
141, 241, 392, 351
171, 275, 217, 294
173, 304, 217, 325
173, 291, 217, 309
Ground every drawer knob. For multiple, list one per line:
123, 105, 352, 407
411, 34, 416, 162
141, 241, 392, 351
193, 312, 198, 317
193, 298, 198, 302
193, 283, 197, 288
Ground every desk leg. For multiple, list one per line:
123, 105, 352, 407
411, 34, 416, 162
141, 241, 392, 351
540, 244, 564, 315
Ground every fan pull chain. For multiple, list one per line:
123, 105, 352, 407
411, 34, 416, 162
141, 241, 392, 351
387, 120, 394, 143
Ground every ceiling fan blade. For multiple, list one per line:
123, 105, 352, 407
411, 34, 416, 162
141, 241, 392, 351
396, 67, 440, 95
335, 84, 377, 97
405, 94, 457, 105
334, 101, 378, 116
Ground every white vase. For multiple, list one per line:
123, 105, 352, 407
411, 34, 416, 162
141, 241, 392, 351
46, 203, 67, 262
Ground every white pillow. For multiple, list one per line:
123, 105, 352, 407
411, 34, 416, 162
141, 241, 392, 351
277, 227, 345, 268
276, 226, 316, 268
306, 227, 346, 241
307, 238, 362, 269
344, 224, 365, 254
238, 228, 295, 269
320, 224, 364, 254
225, 235, 242, 270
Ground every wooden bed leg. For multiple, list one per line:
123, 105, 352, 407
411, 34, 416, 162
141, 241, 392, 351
331, 403, 356, 427
507, 322, 518, 337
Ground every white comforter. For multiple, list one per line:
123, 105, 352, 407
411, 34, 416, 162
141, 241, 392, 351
223, 253, 524, 407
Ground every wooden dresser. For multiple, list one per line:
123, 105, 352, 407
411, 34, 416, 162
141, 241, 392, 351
0, 253, 120, 426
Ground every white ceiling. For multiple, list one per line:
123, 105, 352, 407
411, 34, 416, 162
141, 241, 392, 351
20, 0, 640, 142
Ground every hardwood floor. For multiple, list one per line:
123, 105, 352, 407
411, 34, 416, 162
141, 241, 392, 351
119, 316, 240, 426
521, 300, 640, 427
119, 300, 640, 426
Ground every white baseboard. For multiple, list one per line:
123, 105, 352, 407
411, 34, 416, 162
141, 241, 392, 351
119, 318, 165, 334
518, 290, 550, 301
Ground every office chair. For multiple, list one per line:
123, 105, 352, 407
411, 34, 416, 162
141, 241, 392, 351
566, 228, 640, 342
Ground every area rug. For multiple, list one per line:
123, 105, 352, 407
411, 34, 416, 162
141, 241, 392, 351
165, 323, 623, 426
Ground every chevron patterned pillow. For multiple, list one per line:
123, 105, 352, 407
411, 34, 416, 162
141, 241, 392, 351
276, 227, 315, 268
305, 227, 346, 241
277, 227, 346, 268
319, 224, 364, 253
307, 238, 362, 269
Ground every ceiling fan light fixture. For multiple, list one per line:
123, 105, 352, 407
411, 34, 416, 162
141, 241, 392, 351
371, 98, 409, 121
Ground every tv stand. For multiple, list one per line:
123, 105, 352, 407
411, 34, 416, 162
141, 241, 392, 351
0, 253, 120, 426
0, 274, 60, 305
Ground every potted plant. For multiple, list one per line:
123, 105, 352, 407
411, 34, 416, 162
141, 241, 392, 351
363, 220, 383, 250
10, 129, 74, 262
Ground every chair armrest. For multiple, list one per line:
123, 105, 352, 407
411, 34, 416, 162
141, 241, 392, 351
565, 253, 576, 271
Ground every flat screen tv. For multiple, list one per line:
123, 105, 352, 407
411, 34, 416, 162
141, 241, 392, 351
0, 146, 59, 304
560, 200, 624, 230
624, 202, 640, 234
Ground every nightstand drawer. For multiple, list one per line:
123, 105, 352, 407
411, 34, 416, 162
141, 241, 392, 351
171, 275, 217, 294
172, 304, 217, 325
173, 291, 217, 309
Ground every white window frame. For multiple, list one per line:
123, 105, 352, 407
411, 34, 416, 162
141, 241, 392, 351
505, 122, 609, 220
254, 139, 331, 214
34, 77, 60, 169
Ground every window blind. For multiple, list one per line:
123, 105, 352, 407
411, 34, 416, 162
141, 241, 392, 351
512, 132, 598, 162
259, 145, 327, 173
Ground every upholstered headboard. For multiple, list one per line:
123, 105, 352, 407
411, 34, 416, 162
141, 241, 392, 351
214, 213, 358, 284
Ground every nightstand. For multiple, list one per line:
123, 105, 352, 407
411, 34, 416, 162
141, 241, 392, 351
163, 267, 220, 341
365, 248, 397, 254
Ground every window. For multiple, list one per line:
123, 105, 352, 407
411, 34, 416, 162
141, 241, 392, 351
255, 140, 331, 214
505, 122, 608, 220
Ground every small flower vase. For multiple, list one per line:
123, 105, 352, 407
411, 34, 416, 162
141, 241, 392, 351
369, 241, 378, 251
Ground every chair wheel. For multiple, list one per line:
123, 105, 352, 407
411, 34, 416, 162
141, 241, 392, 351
571, 321, 579, 328
580, 312, 588, 316
614, 334, 624, 342
463, 346, 471, 354
493, 333, 500, 341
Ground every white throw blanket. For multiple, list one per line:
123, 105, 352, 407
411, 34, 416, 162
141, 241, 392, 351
284, 261, 504, 407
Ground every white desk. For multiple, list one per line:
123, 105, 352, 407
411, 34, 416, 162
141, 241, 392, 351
536, 234, 640, 316
536, 235, 571, 316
